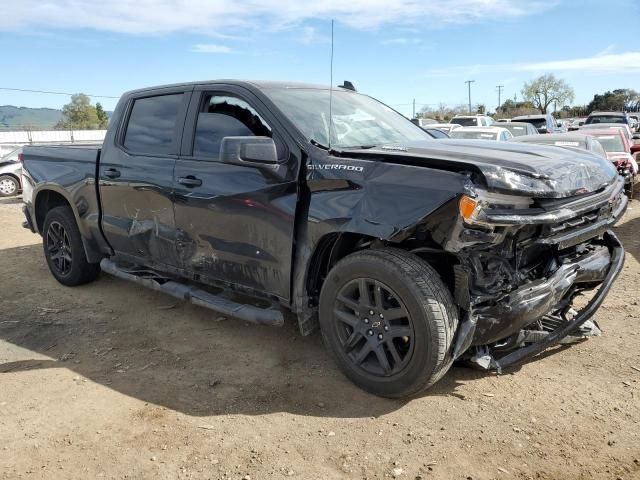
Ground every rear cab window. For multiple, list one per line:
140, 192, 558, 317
123, 93, 186, 155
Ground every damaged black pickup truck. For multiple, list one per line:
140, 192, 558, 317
21, 80, 626, 397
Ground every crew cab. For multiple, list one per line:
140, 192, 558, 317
21, 80, 626, 398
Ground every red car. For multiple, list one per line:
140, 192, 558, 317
584, 128, 637, 196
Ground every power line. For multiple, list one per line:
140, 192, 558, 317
0, 87, 119, 99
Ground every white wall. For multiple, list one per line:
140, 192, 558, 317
0, 130, 107, 157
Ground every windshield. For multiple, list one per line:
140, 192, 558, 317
450, 117, 478, 126
592, 134, 625, 152
264, 88, 433, 148
515, 118, 547, 129
586, 115, 626, 125
450, 130, 498, 140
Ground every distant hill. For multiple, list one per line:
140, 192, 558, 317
0, 105, 64, 130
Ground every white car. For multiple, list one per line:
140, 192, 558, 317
0, 147, 23, 197
430, 123, 460, 134
450, 114, 495, 127
449, 126, 513, 141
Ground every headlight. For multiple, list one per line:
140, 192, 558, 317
459, 191, 533, 226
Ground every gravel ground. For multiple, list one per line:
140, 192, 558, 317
0, 196, 639, 480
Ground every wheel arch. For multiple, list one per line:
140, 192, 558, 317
296, 229, 458, 335
34, 187, 104, 263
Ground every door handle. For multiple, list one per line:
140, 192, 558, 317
104, 168, 121, 179
178, 176, 203, 187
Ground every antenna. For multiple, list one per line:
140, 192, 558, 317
328, 19, 335, 150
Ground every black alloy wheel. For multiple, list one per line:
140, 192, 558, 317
46, 220, 73, 276
333, 277, 414, 377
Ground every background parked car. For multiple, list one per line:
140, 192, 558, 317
449, 126, 513, 141
423, 127, 450, 138
583, 128, 637, 196
449, 114, 495, 127
579, 123, 633, 142
511, 114, 559, 134
0, 147, 23, 197
585, 111, 630, 127
429, 123, 460, 134
499, 121, 540, 137
512, 133, 607, 158
568, 117, 587, 131
411, 118, 438, 128
628, 114, 640, 132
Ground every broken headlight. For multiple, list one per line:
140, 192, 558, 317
459, 190, 532, 227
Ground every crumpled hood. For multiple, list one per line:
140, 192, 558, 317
339, 139, 618, 198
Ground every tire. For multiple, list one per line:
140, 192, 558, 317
0, 175, 19, 197
319, 248, 458, 398
42, 206, 100, 286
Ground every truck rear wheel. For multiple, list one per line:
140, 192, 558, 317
318, 248, 458, 398
42, 206, 100, 286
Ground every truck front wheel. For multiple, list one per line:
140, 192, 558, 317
42, 206, 100, 286
319, 248, 458, 398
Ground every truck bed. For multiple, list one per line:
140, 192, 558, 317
21, 143, 106, 262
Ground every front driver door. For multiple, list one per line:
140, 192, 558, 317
173, 87, 298, 301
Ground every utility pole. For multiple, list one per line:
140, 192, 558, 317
412, 98, 416, 119
465, 80, 475, 113
496, 85, 504, 111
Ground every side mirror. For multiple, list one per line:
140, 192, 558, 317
537, 127, 548, 134
219, 136, 287, 180
220, 136, 279, 165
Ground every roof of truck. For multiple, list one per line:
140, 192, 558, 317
122, 80, 336, 97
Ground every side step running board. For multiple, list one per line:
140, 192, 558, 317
100, 259, 284, 327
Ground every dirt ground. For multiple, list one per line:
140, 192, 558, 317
0, 196, 639, 480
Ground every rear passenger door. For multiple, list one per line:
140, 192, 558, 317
99, 88, 191, 268
172, 86, 298, 301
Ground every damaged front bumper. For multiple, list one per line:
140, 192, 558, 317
453, 230, 624, 371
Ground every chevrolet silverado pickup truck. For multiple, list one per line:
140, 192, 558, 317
21, 80, 626, 397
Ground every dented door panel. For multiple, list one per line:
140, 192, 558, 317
173, 159, 297, 300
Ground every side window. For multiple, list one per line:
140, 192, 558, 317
193, 94, 277, 160
123, 94, 184, 155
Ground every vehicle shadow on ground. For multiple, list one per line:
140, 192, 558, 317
5, 224, 634, 419
0, 243, 504, 419
613, 208, 640, 264
0, 196, 22, 206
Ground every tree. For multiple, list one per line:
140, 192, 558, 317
496, 99, 536, 119
521, 74, 575, 114
55, 93, 101, 129
586, 88, 640, 113
95, 102, 109, 128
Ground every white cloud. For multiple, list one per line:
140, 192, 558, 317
191, 44, 234, 54
596, 44, 616, 57
1, 0, 555, 35
380, 37, 421, 45
428, 51, 640, 76
518, 52, 640, 73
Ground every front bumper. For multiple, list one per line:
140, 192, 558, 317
452, 230, 624, 367
494, 230, 624, 370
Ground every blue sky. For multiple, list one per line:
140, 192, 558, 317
1, 0, 639, 119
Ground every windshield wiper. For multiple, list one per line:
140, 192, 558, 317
340, 144, 377, 149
